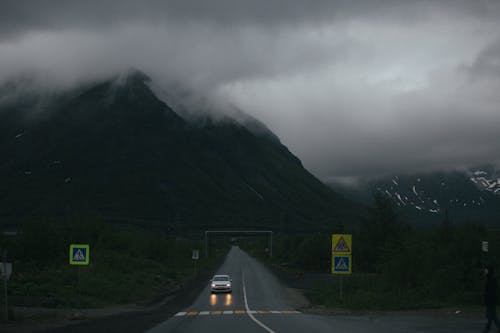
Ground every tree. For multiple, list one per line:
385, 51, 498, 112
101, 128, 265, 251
357, 192, 402, 272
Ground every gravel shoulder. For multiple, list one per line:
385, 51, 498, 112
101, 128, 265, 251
264, 261, 485, 320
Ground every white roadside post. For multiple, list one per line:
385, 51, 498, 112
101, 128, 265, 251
482, 241, 489, 269
192, 249, 199, 276
1, 250, 12, 321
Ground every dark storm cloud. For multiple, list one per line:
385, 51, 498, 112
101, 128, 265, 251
466, 39, 500, 79
2, 0, 500, 40
1, 0, 500, 178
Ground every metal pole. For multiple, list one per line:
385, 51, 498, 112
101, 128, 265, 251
3, 251, 8, 321
205, 231, 209, 258
3, 266, 7, 321
339, 276, 343, 300
269, 232, 273, 258
77, 265, 81, 310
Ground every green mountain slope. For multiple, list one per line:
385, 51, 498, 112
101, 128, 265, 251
0, 71, 361, 231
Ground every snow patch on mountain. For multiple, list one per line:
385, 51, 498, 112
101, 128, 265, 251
469, 167, 500, 196
363, 166, 500, 216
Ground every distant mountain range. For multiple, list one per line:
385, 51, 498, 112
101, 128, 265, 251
0, 70, 360, 231
469, 166, 500, 195
328, 166, 500, 225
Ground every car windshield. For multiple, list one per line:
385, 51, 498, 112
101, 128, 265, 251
213, 276, 229, 281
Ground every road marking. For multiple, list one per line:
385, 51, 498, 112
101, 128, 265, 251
173, 310, 300, 317
242, 271, 276, 333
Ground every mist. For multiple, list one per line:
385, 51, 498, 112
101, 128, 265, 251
1, 0, 500, 179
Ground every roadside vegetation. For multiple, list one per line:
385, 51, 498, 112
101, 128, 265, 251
0, 217, 226, 310
248, 194, 496, 310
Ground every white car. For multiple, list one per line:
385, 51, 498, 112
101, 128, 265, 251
210, 274, 232, 293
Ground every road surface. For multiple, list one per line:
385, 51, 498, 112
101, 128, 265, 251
146, 246, 484, 333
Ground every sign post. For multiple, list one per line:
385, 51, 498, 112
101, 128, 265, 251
482, 240, 489, 270
192, 249, 199, 276
1, 250, 11, 321
482, 241, 489, 253
332, 234, 352, 299
69, 245, 90, 310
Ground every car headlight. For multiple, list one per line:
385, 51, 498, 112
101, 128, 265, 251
211, 283, 216, 287
226, 283, 231, 287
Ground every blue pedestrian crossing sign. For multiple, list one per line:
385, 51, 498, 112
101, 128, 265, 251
332, 255, 351, 274
69, 244, 89, 265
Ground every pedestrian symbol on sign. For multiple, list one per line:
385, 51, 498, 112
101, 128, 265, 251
334, 256, 349, 271
73, 249, 86, 261
69, 244, 90, 265
333, 237, 350, 253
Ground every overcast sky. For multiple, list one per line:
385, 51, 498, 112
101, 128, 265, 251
1, 0, 500, 179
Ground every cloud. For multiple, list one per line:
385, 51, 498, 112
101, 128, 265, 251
465, 39, 500, 80
1, 1, 500, 178
218, 25, 500, 177
3, 0, 500, 40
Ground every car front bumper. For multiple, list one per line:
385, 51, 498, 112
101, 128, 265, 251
211, 285, 232, 292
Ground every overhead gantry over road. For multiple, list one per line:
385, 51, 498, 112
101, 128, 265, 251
204, 230, 273, 258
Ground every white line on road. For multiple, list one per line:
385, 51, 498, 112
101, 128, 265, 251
223, 310, 234, 315
199, 311, 210, 315
242, 271, 276, 333
174, 312, 187, 317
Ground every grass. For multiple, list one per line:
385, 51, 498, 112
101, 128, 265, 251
1, 220, 228, 309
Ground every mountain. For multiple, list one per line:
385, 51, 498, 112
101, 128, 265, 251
0, 71, 360, 231
468, 165, 500, 195
328, 167, 500, 225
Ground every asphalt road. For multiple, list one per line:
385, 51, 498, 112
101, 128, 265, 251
146, 246, 485, 333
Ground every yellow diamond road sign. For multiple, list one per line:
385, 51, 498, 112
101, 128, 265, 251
69, 244, 89, 265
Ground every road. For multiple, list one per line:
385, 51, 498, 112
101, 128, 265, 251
146, 246, 484, 333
